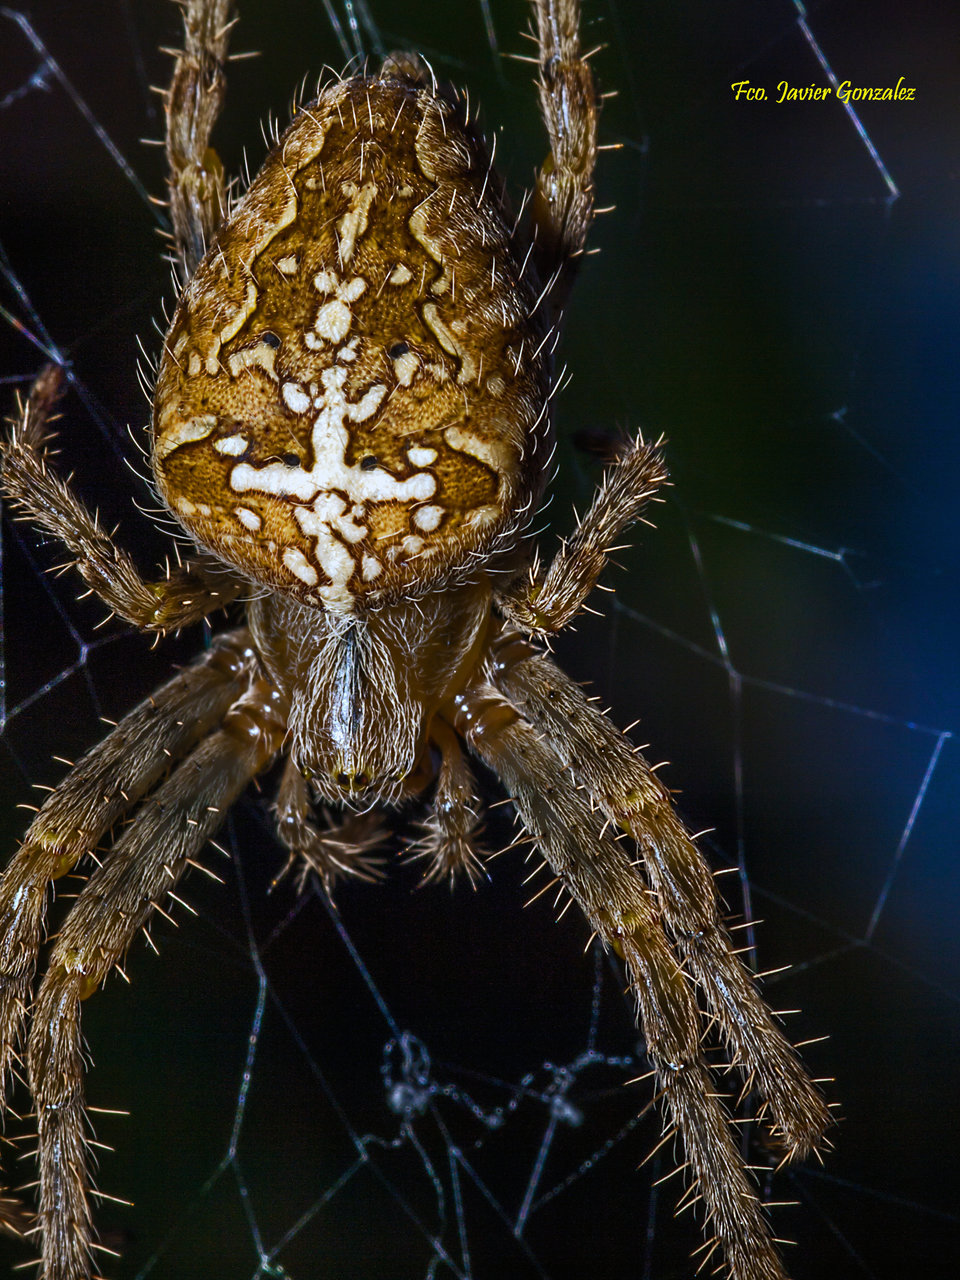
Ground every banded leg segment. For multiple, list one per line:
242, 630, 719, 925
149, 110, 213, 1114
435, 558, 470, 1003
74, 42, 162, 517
495, 435, 667, 637
491, 641, 831, 1159
0, 630, 257, 1096
0, 366, 244, 631
453, 684, 791, 1280
529, 0, 600, 311
164, 0, 237, 275
27, 673, 286, 1280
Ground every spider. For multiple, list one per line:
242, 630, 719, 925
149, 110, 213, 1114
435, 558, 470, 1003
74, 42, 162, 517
0, 1, 831, 1277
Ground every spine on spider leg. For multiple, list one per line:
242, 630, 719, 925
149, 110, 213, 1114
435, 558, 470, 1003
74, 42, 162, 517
454, 684, 794, 1280
490, 646, 832, 1160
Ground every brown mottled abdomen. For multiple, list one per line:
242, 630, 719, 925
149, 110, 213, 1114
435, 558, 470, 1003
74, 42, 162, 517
151, 72, 552, 612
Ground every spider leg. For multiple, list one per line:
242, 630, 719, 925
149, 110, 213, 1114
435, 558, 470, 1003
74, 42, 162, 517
0, 365, 244, 631
26, 670, 286, 1280
491, 637, 832, 1160
273, 758, 389, 895
496, 433, 667, 636
453, 683, 793, 1280
164, 0, 237, 276
407, 717, 484, 886
0, 629, 256, 1104
528, 0, 599, 313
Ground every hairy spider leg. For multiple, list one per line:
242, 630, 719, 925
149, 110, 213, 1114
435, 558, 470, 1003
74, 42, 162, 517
495, 647, 832, 1159
0, 366, 243, 632
452, 681, 794, 1280
487, 415, 830, 1156
164, 0, 236, 276
0, 631, 258, 1099
26, 673, 286, 1280
406, 715, 484, 885
528, 0, 600, 313
496, 434, 668, 635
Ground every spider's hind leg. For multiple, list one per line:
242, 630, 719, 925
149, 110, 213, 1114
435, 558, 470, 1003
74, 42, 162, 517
164, 0, 237, 277
527, 0, 600, 313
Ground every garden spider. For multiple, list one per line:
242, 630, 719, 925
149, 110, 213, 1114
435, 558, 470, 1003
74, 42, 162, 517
0, 1, 831, 1277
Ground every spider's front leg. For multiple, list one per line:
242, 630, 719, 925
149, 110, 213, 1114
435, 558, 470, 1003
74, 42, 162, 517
453, 682, 797, 1280
494, 642, 832, 1160
0, 631, 257, 1100
489, 435, 829, 1158
0, 365, 244, 632
27, 670, 286, 1280
491, 373, 831, 1119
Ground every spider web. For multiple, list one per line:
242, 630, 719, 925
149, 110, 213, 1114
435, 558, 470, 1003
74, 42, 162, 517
1, 2, 958, 1278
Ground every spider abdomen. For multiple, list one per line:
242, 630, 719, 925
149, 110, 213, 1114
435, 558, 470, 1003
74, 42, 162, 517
153, 70, 553, 613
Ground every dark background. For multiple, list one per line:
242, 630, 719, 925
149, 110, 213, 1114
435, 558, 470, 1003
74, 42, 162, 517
1, 2, 958, 1278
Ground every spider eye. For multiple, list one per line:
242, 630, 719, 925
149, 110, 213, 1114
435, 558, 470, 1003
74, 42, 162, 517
333, 769, 371, 793
260, 331, 281, 348
359, 455, 379, 471
281, 452, 300, 466
388, 341, 409, 358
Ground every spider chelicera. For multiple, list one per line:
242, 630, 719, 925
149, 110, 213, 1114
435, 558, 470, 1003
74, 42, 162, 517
0, 2, 830, 1277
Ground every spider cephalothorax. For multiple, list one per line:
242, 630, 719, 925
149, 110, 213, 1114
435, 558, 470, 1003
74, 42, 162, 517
0, 3, 831, 1279
248, 588, 493, 804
